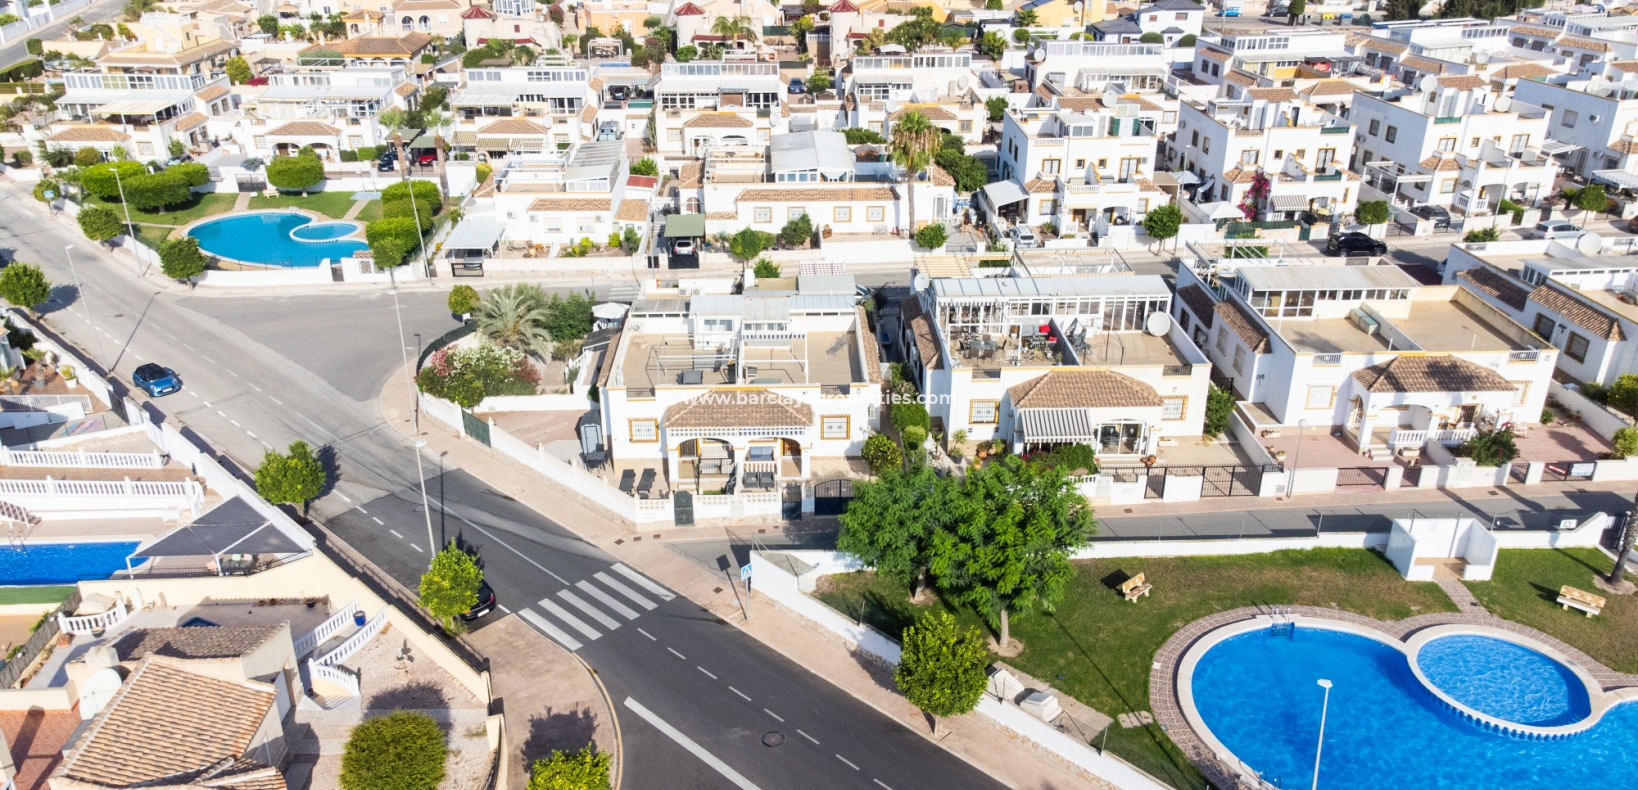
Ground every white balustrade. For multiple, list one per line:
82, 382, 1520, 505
0, 448, 164, 469
307, 660, 360, 697
57, 599, 130, 635
1389, 428, 1475, 448
314, 610, 385, 667
293, 600, 360, 658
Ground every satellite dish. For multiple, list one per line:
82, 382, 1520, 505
1494, 95, 1512, 112
1074, 0, 1084, 9
1030, 47, 1046, 62
1144, 312, 1171, 336
79, 668, 124, 721
1589, 80, 1614, 97
1473, 51, 1490, 65
1577, 232, 1604, 254
911, 271, 930, 291
1419, 74, 1439, 92
1102, 87, 1121, 106
958, 75, 971, 88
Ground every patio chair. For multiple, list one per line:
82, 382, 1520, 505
617, 469, 636, 494
636, 469, 656, 497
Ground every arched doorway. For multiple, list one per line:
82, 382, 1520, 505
778, 438, 803, 478
678, 438, 732, 492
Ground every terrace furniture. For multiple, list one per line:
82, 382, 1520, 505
1119, 573, 1152, 602
636, 469, 656, 498
617, 469, 636, 495
1558, 586, 1605, 617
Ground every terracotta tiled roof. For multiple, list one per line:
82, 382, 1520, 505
1531, 283, 1625, 341
1457, 267, 1531, 311
1225, 70, 1256, 87
664, 389, 813, 428
1558, 35, 1609, 52
683, 113, 753, 128
1350, 354, 1517, 393
735, 186, 899, 202
581, 103, 599, 124
1024, 177, 1057, 194
1054, 97, 1099, 112
1612, 61, 1638, 74
596, 328, 623, 386
59, 657, 278, 788
47, 126, 129, 142
858, 307, 882, 383
676, 162, 704, 188
478, 118, 548, 135
321, 32, 432, 55
1245, 87, 1297, 102
197, 757, 289, 789
1610, 138, 1638, 155
1199, 47, 1230, 62
889, 105, 957, 121
1301, 79, 1361, 97
472, 171, 497, 197
173, 112, 208, 132
111, 626, 282, 662
1222, 167, 1259, 184
1436, 74, 1487, 90
674, 1, 706, 13
1176, 283, 1217, 329
1419, 155, 1461, 171
1508, 23, 1561, 39
829, 0, 860, 10
928, 163, 954, 186
1491, 62, 1557, 80
266, 120, 339, 136
900, 295, 942, 371
1216, 298, 1270, 353
1359, 37, 1408, 54
460, 4, 493, 17
1399, 55, 1447, 74
1007, 370, 1163, 409
705, 211, 738, 219
395, 81, 418, 97
196, 85, 229, 102
528, 197, 613, 211
626, 175, 658, 190
616, 200, 648, 222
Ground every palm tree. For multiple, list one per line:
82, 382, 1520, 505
711, 15, 757, 49
378, 107, 408, 180
476, 284, 553, 358
423, 109, 451, 193
888, 110, 940, 239
512, 45, 537, 65
1015, 8, 1038, 26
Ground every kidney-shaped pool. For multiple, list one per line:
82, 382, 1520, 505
1188, 626, 1635, 790
189, 213, 366, 267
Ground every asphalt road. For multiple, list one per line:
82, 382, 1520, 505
0, 0, 126, 71
0, 185, 1005, 790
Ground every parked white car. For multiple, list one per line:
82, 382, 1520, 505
1009, 225, 1038, 249
1534, 220, 1585, 241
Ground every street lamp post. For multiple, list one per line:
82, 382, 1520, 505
1312, 678, 1333, 790
63, 245, 109, 371
388, 288, 419, 432
414, 438, 435, 564
1288, 418, 1310, 497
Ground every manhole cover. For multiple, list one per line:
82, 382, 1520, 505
761, 731, 785, 748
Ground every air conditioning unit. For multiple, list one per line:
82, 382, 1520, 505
1347, 308, 1380, 336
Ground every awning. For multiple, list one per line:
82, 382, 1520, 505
130, 497, 307, 559
983, 179, 1029, 207
451, 131, 477, 145
1270, 194, 1310, 211
444, 217, 506, 251
93, 97, 181, 115
1172, 170, 1201, 186
1197, 201, 1245, 220
476, 137, 513, 149
1019, 408, 1094, 444
593, 302, 629, 319
408, 134, 435, 150
1541, 140, 1581, 155
666, 213, 706, 238
1593, 169, 1638, 190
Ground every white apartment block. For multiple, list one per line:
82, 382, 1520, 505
225, 66, 416, 160
596, 293, 883, 494
1024, 40, 1170, 95
448, 65, 596, 158
1192, 30, 1354, 88
988, 102, 1168, 235
652, 61, 787, 157
1350, 77, 1555, 212
900, 274, 1212, 458
1513, 68, 1638, 180
1174, 89, 1361, 220
843, 52, 987, 143
468, 139, 642, 251
42, 72, 224, 160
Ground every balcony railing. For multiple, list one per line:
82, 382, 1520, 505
1162, 364, 1193, 376
1319, 125, 1351, 135
1314, 171, 1343, 181
1433, 116, 1462, 124
1509, 349, 1541, 361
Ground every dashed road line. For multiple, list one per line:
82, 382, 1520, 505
697, 666, 717, 680
371, 517, 384, 525
636, 627, 656, 641
245, 431, 257, 439
270, 397, 284, 405
873, 780, 894, 789
356, 506, 367, 514
336, 492, 352, 502
229, 420, 240, 427
797, 729, 818, 745
226, 370, 239, 378
388, 530, 403, 539
667, 647, 686, 660
835, 755, 858, 771
248, 383, 262, 391
622, 698, 763, 790
729, 687, 751, 702
409, 543, 424, 552
763, 709, 783, 722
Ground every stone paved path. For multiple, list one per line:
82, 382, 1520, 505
232, 191, 252, 211
342, 199, 368, 220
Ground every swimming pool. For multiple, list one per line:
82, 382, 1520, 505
1417, 634, 1592, 726
290, 222, 359, 241
1187, 625, 1638, 790
189, 213, 367, 267
0, 541, 140, 584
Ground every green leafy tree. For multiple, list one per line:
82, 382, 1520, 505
224, 55, 252, 84
1142, 202, 1182, 250
752, 258, 781, 279
366, 217, 422, 267
890, 111, 940, 238
729, 227, 773, 260
890, 401, 930, 432
935, 148, 987, 193
0, 264, 51, 317
382, 179, 444, 214
675, 44, 698, 61
861, 433, 904, 475
629, 157, 659, 177
839, 466, 950, 589
122, 170, 194, 212
166, 138, 185, 159
842, 127, 887, 144
1139, 31, 1163, 43
254, 440, 327, 516
159, 236, 207, 286
1203, 383, 1235, 437
448, 284, 480, 316
928, 455, 1096, 647
32, 179, 61, 204
339, 711, 447, 790
419, 540, 483, 631
1463, 226, 1500, 243
265, 149, 325, 193
1178, 33, 1197, 46
256, 14, 278, 34
1606, 373, 1638, 419
808, 73, 831, 92
914, 223, 948, 250
985, 0, 1002, 8
985, 95, 1008, 122
780, 212, 813, 247
979, 31, 1007, 60
1454, 427, 1518, 466
895, 611, 989, 733
79, 160, 147, 199
1612, 427, 1638, 459
24, 38, 41, 56
1354, 200, 1391, 225
527, 746, 611, 790
476, 283, 553, 357
1575, 183, 1608, 226
621, 226, 642, 254
1287, 0, 1306, 15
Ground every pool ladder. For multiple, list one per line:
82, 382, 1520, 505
0, 500, 37, 551
1268, 605, 1295, 637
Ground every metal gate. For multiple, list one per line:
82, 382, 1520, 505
1335, 466, 1387, 491
1401, 465, 1424, 487
109, 395, 129, 424
673, 491, 694, 526
461, 410, 490, 446
1542, 461, 1596, 482
812, 478, 854, 516
1200, 465, 1264, 497
1510, 462, 1529, 483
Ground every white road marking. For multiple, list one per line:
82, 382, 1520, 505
593, 572, 657, 610
270, 397, 284, 405
797, 729, 818, 745
372, 517, 384, 525
261, 441, 272, 449
248, 383, 262, 391
226, 370, 239, 378
622, 698, 764, 790
497, 604, 510, 614
697, 666, 717, 680
835, 755, 858, 771
182, 343, 195, 350
245, 431, 257, 439
610, 563, 674, 600
730, 687, 751, 702
190, 392, 199, 398
336, 492, 352, 502
520, 608, 583, 652
577, 580, 639, 619
636, 627, 656, 641
667, 647, 686, 659
558, 590, 620, 630
229, 420, 240, 427
202, 401, 212, 408
162, 331, 177, 340
356, 507, 367, 514
764, 709, 783, 722
200, 355, 216, 363
216, 410, 227, 418
132, 352, 143, 361
409, 543, 424, 553
873, 780, 894, 789
389, 530, 403, 539
537, 597, 601, 641
430, 502, 569, 584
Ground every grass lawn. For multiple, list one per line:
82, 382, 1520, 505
246, 190, 361, 218
354, 199, 383, 223
87, 192, 236, 227
0, 585, 74, 606
816, 549, 1456, 789
1465, 548, 1638, 673
133, 224, 174, 251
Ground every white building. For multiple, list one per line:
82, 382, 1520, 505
447, 65, 597, 159
1512, 66, 1638, 180
225, 66, 417, 160
1024, 40, 1170, 94
1175, 88, 1361, 220
651, 60, 787, 157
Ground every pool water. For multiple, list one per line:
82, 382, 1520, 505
289, 222, 358, 241
0, 541, 139, 584
189, 214, 368, 267
1191, 627, 1637, 790
1418, 634, 1591, 726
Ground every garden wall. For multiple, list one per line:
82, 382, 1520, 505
1548, 381, 1632, 442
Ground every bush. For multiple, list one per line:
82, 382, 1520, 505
862, 434, 903, 475
890, 401, 930, 432
265, 149, 325, 192
1203, 384, 1235, 437
339, 149, 358, 162
1354, 200, 1391, 226
1581, 380, 1609, 403
366, 217, 422, 267
1463, 226, 1500, 243
842, 128, 887, 145
752, 258, 781, 279
76, 204, 124, 245
913, 223, 948, 250
901, 425, 927, 448
10, 150, 29, 167
1541, 408, 1555, 425
416, 343, 540, 408
629, 157, 658, 177
381, 179, 443, 214
1029, 443, 1097, 474
0, 263, 50, 316
121, 170, 194, 211
167, 161, 209, 186
224, 55, 252, 84
383, 199, 434, 232
79, 160, 148, 199
1138, 31, 1162, 43
527, 746, 611, 790
448, 284, 479, 315
728, 227, 775, 260
1178, 33, 1197, 46
780, 212, 813, 248
1615, 427, 1638, 459
159, 236, 207, 284
31, 179, 59, 203
1455, 427, 1518, 467
339, 711, 447, 790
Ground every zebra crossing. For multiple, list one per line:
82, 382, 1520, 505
516, 563, 675, 651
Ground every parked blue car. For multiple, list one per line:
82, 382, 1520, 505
132, 363, 181, 397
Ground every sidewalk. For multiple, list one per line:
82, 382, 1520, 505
379, 364, 1106, 790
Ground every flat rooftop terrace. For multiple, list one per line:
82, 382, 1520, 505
620, 331, 861, 391
1279, 301, 1526, 354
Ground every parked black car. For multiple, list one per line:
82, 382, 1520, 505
459, 581, 497, 621
1410, 204, 1452, 229
1327, 231, 1388, 257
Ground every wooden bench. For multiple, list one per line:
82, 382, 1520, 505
1119, 573, 1152, 602
1558, 586, 1606, 617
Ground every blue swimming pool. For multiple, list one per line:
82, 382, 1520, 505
189, 213, 367, 267
0, 541, 140, 584
1418, 634, 1591, 726
1190, 627, 1637, 790
289, 221, 359, 241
